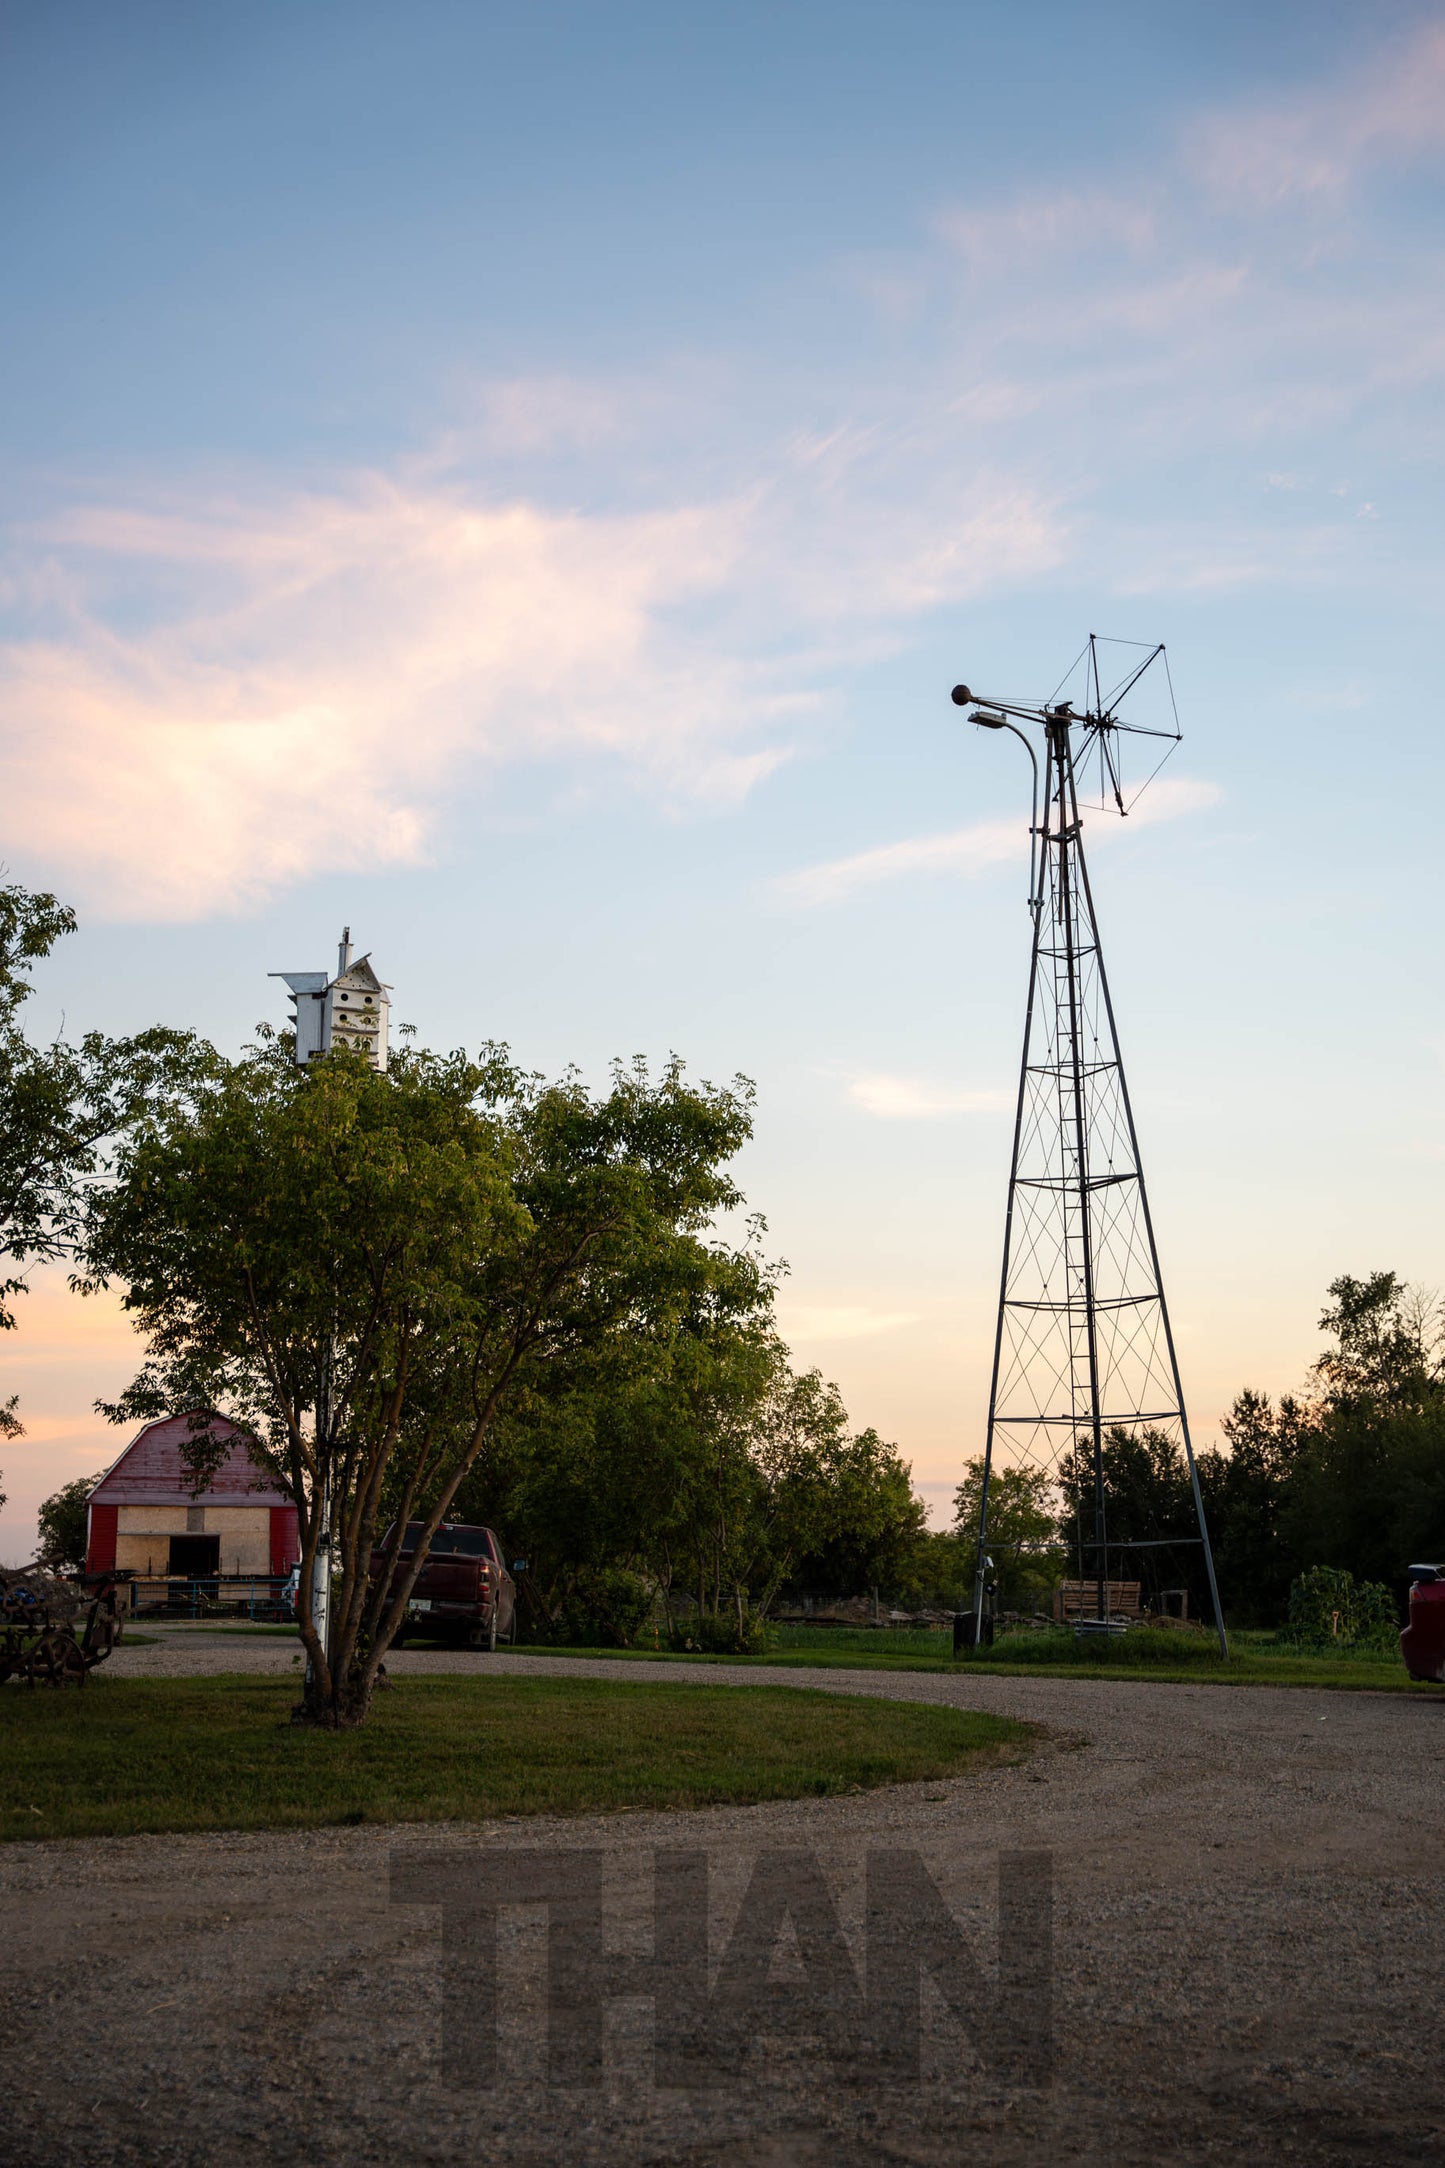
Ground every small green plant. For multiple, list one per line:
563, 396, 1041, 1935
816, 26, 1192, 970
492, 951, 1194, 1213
669, 1612, 775, 1656
1285, 1564, 1398, 1650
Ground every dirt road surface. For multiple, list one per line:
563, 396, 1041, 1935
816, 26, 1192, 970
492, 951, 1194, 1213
3, 1635, 1443, 2166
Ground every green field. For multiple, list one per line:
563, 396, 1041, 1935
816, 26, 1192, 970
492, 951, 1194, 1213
0, 1674, 1029, 1841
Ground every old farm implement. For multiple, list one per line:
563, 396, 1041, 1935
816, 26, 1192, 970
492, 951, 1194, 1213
0, 1575, 125, 1687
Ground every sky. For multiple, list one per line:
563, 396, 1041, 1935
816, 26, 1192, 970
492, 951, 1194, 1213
2, 0, 1444, 1558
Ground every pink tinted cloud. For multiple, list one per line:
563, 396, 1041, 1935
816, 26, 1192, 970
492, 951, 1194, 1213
0, 480, 767, 917
0, 455, 1061, 920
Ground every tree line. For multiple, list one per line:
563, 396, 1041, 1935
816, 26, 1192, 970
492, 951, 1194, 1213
3, 881, 1439, 1726
936, 1272, 1445, 1628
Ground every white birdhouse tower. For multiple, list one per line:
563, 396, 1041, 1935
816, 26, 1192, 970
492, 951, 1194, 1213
271, 928, 392, 1071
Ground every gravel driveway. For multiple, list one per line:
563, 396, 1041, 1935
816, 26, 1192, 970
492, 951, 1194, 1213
3, 1631, 1443, 2166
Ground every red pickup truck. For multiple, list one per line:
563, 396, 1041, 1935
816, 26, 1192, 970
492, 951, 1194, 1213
371, 1520, 516, 1651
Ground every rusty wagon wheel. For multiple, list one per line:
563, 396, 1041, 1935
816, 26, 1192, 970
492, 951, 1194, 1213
30, 1628, 87, 1687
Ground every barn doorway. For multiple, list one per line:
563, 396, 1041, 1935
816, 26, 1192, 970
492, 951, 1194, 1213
168, 1535, 220, 1576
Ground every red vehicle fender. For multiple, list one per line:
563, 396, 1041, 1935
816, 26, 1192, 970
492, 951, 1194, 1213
1400, 1567, 1445, 1683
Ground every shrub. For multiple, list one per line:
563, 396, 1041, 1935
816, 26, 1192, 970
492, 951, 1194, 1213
1285, 1564, 1398, 1650
548, 1567, 656, 1648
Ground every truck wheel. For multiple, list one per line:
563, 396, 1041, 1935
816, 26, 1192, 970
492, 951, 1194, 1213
467, 1615, 498, 1653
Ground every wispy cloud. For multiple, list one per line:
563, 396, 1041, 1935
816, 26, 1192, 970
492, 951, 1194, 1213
776, 776, 1223, 909
1115, 777, 1224, 826
778, 1303, 923, 1341
1188, 21, 1445, 209
0, 457, 1060, 919
0, 481, 779, 918
775, 816, 1023, 908
915, 19, 1445, 549
848, 1076, 1011, 1120
935, 190, 1157, 268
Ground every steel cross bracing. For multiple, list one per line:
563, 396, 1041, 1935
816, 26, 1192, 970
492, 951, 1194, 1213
953, 646, 1227, 1656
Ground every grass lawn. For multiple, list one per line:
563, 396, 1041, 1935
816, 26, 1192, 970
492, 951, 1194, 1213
497, 1623, 1434, 1694
0, 1674, 1029, 1842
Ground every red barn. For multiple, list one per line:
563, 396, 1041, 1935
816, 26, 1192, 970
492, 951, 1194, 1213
85, 1413, 300, 1580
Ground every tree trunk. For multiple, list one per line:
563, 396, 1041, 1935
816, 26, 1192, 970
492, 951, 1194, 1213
291, 1658, 375, 1728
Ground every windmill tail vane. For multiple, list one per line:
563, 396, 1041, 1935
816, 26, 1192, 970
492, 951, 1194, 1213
952, 640, 1227, 1658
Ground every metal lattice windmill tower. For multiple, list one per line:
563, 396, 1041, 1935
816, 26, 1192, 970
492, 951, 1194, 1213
952, 639, 1227, 1656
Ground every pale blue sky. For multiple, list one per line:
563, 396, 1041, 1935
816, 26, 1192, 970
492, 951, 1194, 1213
2, 0, 1443, 1554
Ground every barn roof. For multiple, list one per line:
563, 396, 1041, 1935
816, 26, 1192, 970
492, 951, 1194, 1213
88, 1413, 292, 1509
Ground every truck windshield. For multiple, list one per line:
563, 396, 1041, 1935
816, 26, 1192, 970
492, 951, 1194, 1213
394, 1521, 492, 1558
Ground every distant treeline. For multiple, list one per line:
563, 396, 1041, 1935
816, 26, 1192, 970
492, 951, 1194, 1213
454, 1270, 1443, 1639
935, 1270, 1445, 1629
1197, 1271, 1445, 1624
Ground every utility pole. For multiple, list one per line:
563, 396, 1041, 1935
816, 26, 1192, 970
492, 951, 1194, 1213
305, 1335, 333, 1686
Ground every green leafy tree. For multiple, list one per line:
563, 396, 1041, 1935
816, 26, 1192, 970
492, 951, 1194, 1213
952, 1459, 1061, 1613
890, 1527, 973, 1612
1291, 1274, 1445, 1585
84, 1039, 768, 1725
1195, 1390, 1311, 1625
651, 1327, 785, 1638
1312, 1273, 1441, 1407
0, 880, 203, 1440
36, 1470, 107, 1570
1057, 1427, 1198, 1610
456, 1319, 776, 1642
631, 1342, 924, 1637
465, 1332, 922, 1648
1186, 1272, 1445, 1625
784, 1421, 927, 1605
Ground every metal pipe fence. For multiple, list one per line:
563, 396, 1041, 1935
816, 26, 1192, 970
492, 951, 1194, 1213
124, 1575, 293, 1621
